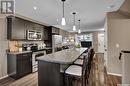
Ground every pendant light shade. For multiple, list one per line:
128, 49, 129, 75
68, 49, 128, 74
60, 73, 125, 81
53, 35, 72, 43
78, 19, 81, 33
72, 12, 76, 31
73, 25, 76, 31
61, 17, 66, 25
61, 0, 66, 25
78, 29, 81, 33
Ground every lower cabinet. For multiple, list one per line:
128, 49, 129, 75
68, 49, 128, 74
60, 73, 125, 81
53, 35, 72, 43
46, 49, 52, 54
7, 52, 32, 79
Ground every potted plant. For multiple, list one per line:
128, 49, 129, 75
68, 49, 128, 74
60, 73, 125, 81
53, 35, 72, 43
75, 44, 81, 48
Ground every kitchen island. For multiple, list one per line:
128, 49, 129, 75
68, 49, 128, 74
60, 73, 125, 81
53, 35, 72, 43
37, 48, 87, 86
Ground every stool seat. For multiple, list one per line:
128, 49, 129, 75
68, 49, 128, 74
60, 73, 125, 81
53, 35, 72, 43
65, 65, 82, 77
78, 53, 88, 59
74, 59, 83, 65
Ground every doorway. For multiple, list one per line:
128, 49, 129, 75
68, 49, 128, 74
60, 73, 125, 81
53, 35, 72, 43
98, 33, 105, 52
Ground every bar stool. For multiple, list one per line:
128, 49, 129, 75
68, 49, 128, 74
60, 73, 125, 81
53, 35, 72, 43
87, 49, 95, 77
65, 48, 95, 86
74, 51, 88, 66
65, 53, 89, 86
78, 49, 88, 59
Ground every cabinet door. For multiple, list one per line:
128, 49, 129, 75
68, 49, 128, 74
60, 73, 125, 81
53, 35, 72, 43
17, 53, 32, 79
52, 27, 59, 35
25, 21, 35, 31
12, 18, 26, 40
44, 28, 49, 40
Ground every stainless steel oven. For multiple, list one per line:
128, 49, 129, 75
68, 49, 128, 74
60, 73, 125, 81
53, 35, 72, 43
32, 50, 46, 72
27, 30, 42, 40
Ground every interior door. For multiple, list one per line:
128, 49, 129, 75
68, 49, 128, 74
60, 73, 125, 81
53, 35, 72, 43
98, 33, 105, 52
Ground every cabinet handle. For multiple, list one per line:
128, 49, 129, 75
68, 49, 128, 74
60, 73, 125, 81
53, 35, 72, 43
119, 52, 122, 60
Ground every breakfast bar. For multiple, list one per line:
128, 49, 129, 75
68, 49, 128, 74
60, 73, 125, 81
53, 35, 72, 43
37, 48, 87, 86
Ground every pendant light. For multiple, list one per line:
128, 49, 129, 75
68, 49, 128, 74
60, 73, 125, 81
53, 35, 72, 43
61, 0, 66, 25
72, 12, 76, 31
78, 19, 81, 34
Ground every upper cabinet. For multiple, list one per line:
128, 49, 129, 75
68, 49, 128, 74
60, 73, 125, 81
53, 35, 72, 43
7, 17, 26, 40
7, 16, 45, 41
44, 26, 52, 41
7, 16, 69, 41
52, 27, 60, 35
59, 29, 69, 38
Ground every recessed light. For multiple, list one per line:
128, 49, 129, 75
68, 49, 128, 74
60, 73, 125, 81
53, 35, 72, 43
56, 19, 59, 22
107, 5, 115, 9
33, 6, 37, 10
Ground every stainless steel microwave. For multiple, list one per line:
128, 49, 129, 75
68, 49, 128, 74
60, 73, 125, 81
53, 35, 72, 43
27, 30, 42, 40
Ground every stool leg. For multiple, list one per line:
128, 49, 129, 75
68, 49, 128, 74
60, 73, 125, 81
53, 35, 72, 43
66, 74, 69, 86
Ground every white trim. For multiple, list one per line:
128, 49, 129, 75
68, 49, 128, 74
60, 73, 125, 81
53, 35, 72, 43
107, 72, 122, 77
0, 75, 8, 80
105, 65, 122, 77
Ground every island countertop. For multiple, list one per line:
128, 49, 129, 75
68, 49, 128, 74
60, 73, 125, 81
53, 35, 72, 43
37, 48, 87, 64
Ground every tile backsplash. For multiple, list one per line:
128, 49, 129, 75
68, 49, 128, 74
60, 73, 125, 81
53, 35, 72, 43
17, 41, 45, 45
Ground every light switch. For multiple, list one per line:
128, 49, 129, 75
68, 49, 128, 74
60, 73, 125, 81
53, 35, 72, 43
116, 43, 119, 48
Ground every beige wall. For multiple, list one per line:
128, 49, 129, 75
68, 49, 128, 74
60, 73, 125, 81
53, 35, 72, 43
92, 32, 98, 52
0, 15, 8, 78
107, 12, 129, 19
106, 0, 130, 75
119, 0, 130, 14
107, 19, 130, 74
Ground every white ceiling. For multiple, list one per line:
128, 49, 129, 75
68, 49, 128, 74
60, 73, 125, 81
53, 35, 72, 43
15, 0, 124, 32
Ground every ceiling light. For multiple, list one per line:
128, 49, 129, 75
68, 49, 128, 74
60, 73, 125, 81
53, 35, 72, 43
61, 0, 66, 26
72, 12, 76, 31
107, 5, 115, 9
73, 26, 76, 31
61, 17, 66, 25
33, 6, 37, 10
78, 29, 81, 33
78, 19, 81, 34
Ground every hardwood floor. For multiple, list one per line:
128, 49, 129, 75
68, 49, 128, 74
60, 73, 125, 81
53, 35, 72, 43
106, 75, 121, 86
0, 55, 121, 86
0, 73, 38, 86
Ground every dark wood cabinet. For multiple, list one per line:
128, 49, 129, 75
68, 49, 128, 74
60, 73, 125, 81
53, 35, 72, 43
7, 17, 26, 40
44, 26, 52, 41
7, 16, 45, 41
46, 49, 52, 54
7, 52, 32, 79
52, 27, 60, 35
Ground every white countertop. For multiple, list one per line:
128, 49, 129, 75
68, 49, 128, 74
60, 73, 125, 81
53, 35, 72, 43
37, 48, 87, 64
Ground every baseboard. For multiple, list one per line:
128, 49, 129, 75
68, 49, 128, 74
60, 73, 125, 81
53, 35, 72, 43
107, 72, 122, 77
0, 75, 8, 80
105, 65, 122, 77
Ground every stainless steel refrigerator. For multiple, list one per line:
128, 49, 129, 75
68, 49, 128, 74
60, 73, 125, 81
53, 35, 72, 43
52, 35, 63, 53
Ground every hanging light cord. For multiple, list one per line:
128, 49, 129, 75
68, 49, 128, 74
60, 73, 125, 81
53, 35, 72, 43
62, 1, 65, 17
73, 12, 76, 25
78, 19, 80, 29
